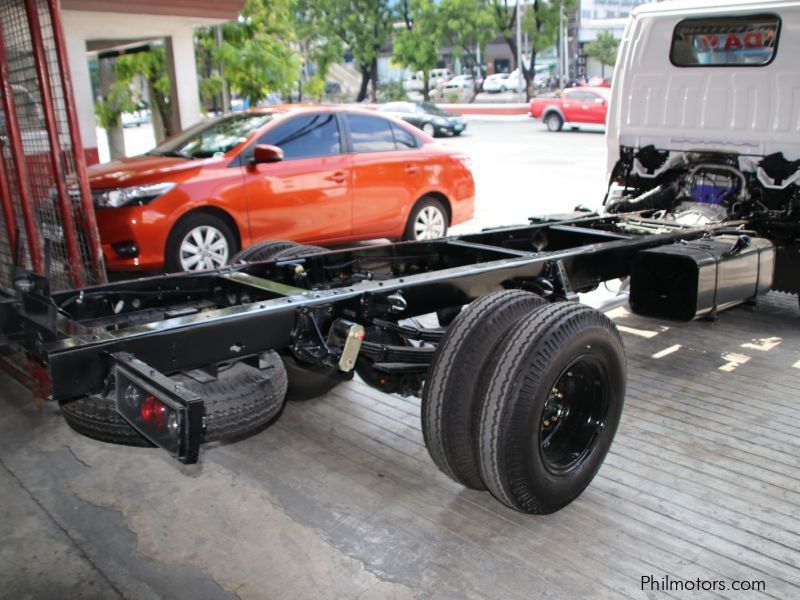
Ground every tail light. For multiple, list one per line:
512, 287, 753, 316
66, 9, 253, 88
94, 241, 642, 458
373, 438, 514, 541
113, 352, 203, 463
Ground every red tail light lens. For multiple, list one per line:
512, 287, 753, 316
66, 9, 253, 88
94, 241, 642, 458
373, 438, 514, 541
140, 395, 166, 429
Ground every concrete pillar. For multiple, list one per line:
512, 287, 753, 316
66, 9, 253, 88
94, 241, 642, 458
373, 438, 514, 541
63, 34, 99, 164
167, 28, 202, 132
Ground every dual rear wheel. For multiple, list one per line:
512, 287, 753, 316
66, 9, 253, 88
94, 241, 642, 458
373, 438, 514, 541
422, 291, 626, 514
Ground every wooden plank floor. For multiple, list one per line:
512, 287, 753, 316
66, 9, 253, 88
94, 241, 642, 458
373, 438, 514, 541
1, 292, 798, 599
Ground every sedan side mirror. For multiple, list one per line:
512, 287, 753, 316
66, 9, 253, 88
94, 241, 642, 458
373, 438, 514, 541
252, 144, 284, 164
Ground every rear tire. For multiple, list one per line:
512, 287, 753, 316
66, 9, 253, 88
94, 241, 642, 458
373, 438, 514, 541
422, 291, 547, 489
403, 197, 449, 241
545, 112, 564, 132
60, 354, 288, 446
477, 303, 626, 514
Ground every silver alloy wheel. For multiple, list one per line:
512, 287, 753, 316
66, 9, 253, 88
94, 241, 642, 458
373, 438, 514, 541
422, 122, 435, 136
179, 225, 230, 271
546, 113, 562, 132
414, 205, 446, 240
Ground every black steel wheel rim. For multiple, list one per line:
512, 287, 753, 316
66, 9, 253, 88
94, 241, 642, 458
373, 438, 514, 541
538, 355, 609, 475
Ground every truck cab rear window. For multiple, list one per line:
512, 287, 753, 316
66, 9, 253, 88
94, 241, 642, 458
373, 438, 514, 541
671, 14, 780, 67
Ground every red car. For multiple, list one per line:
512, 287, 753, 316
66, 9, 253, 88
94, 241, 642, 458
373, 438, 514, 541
89, 106, 475, 272
528, 86, 611, 132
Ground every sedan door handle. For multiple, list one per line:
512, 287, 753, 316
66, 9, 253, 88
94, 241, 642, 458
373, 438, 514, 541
326, 171, 346, 184
405, 165, 418, 175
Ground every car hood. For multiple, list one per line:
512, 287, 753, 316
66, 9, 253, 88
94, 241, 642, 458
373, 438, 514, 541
88, 155, 204, 188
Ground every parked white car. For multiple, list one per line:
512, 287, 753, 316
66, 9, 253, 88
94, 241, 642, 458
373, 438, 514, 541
440, 75, 475, 97
481, 72, 509, 93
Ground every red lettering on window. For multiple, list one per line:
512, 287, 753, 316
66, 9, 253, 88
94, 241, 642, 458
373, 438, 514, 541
725, 34, 743, 49
699, 34, 719, 50
743, 32, 763, 48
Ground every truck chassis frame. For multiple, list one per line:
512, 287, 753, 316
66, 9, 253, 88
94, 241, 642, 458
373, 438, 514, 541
0, 212, 768, 512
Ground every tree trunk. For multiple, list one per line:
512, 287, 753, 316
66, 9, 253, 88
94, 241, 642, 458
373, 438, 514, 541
523, 50, 537, 100
147, 78, 168, 144
423, 69, 430, 101
601, 63, 605, 78
356, 64, 370, 102
503, 35, 518, 71
370, 58, 378, 103
98, 58, 125, 159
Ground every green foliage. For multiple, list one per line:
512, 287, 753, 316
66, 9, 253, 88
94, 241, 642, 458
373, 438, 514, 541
116, 46, 172, 126
293, 0, 344, 100
313, 0, 394, 101
439, 0, 496, 71
393, 0, 441, 99
325, 0, 394, 69
488, 0, 576, 98
94, 47, 169, 130
521, 0, 571, 55
585, 30, 619, 73
212, 0, 301, 104
376, 80, 408, 102
94, 76, 137, 129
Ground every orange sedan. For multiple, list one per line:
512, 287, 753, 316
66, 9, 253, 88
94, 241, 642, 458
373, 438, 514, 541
89, 107, 475, 272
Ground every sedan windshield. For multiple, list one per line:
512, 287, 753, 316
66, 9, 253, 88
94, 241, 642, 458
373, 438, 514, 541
149, 113, 273, 159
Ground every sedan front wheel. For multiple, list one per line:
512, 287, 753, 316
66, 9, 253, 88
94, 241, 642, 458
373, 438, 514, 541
166, 213, 236, 273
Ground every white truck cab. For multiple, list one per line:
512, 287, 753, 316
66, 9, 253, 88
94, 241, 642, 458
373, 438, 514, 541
604, 0, 800, 296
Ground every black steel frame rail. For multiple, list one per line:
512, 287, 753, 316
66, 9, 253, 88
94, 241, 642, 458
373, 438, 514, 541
1, 214, 718, 400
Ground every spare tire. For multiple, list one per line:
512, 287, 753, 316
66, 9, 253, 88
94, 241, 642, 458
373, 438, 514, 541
232, 240, 327, 264
232, 240, 300, 263
60, 352, 288, 447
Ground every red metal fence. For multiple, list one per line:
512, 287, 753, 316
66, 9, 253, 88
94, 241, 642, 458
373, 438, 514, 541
0, 0, 105, 293
1, 0, 105, 395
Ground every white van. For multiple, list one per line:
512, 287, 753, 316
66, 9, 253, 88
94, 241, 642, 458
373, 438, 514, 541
604, 0, 800, 296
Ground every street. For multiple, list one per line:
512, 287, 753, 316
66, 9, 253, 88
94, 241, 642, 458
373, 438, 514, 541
443, 119, 608, 233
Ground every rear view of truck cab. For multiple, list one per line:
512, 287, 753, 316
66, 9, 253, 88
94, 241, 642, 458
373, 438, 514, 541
605, 0, 800, 300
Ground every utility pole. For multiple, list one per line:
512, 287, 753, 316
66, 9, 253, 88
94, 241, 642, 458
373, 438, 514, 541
516, 0, 523, 95
558, 2, 565, 88
562, 3, 570, 85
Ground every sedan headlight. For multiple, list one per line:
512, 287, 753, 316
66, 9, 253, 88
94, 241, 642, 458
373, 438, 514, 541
92, 182, 175, 208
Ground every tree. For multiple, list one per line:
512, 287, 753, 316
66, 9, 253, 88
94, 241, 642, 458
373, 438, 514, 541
585, 30, 619, 78
439, 0, 497, 96
314, 0, 394, 102
195, 26, 229, 113
489, 0, 575, 100
95, 46, 175, 148
394, 0, 441, 100
115, 47, 176, 142
522, 1, 574, 96
292, 0, 344, 101
214, 0, 301, 104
